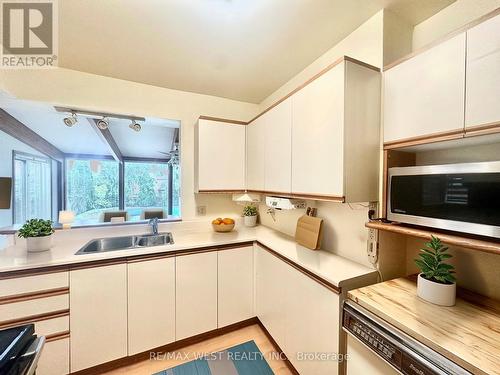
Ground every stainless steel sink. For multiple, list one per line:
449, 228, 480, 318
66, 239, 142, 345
76, 233, 174, 255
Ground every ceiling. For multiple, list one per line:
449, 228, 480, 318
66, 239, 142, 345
58, 0, 455, 103
0, 97, 179, 159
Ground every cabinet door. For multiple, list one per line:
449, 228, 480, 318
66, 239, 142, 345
246, 117, 266, 190
384, 33, 466, 143
197, 119, 246, 190
291, 64, 344, 196
128, 257, 175, 355
218, 246, 254, 327
254, 245, 290, 349
176, 252, 218, 339
466, 14, 500, 129
286, 269, 340, 375
265, 98, 292, 193
37, 338, 70, 375
70, 264, 127, 372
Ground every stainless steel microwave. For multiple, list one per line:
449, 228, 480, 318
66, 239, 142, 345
388, 161, 500, 238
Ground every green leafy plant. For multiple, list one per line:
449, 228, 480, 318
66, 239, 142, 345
18, 219, 55, 238
242, 204, 258, 217
414, 236, 456, 284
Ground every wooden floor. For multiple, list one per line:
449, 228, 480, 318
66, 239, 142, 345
101, 324, 293, 375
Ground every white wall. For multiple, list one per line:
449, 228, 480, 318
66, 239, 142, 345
0, 68, 260, 221
0, 131, 46, 227
412, 0, 500, 50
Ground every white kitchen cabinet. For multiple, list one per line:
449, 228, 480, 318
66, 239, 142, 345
384, 33, 466, 143
176, 251, 218, 339
195, 118, 246, 191
292, 60, 380, 201
70, 264, 128, 372
37, 338, 70, 375
128, 257, 175, 355
466, 13, 500, 129
246, 116, 266, 190
218, 246, 254, 327
286, 267, 340, 375
264, 98, 292, 193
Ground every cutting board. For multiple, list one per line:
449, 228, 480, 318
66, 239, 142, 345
295, 215, 323, 250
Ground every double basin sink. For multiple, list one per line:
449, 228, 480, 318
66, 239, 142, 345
76, 232, 174, 255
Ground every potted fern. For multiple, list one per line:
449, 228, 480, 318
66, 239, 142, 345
18, 219, 55, 252
242, 204, 258, 227
415, 236, 456, 306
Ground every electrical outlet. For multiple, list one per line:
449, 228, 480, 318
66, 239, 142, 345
367, 227, 379, 264
196, 206, 206, 216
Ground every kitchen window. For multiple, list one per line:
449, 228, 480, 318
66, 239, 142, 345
13, 151, 52, 225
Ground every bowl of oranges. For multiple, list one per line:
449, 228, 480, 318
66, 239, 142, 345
212, 217, 235, 232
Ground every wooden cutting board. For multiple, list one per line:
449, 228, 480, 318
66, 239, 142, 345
295, 215, 323, 250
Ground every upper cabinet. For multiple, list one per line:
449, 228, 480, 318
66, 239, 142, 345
246, 115, 266, 191
466, 13, 500, 131
384, 33, 466, 144
292, 60, 381, 202
195, 118, 246, 191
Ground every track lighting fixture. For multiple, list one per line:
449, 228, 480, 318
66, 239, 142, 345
63, 112, 78, 127
129, 120, 141, 132
97, 117, 109, 130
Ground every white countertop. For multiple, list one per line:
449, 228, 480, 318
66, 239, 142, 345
0, 221, 376, 288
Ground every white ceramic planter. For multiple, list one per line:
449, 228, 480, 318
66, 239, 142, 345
244, 215, 258, 227
26, 235, 53, 252
417, 273, 456, 306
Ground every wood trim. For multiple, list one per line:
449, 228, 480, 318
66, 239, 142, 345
464, 121, 500, 137
197, 189, 246, 194
69, 317, 260, 375
0, 267, 70, 280
365, 221, 500, 255
198, 116, 247, 125
126, 252, 176, 264
0, 287, 69, 305
46, 330, 70, 343
247, 190, 345, 202
0, 309, 69, 330
384, 7, 500, 71
383, 128, 464, 150
0, 109, 65, 160
88, 119, 124, 163
256, 241, 341, 294
256, 319, 300, 375
382, 150, 388, 218
343, 56, 380, 72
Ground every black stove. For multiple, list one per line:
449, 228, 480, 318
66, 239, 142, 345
0, 325, 45, 375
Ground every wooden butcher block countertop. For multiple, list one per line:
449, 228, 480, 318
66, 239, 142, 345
348, 277, 500, 375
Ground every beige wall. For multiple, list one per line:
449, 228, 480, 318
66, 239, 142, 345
0, 68, 259, 220
412, 0, 500, 50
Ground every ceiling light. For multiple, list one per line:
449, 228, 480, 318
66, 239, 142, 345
129, 120, 141, 132
97, 117, 109, 130
63, 113, 78, 127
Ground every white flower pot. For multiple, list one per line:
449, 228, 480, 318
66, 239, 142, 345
417, 273, 456, 306
244, 215, 258, 227
26, 235, 53, 252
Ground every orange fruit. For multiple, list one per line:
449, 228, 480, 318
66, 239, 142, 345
222, 218, 234, 225
212, 219, 221, 225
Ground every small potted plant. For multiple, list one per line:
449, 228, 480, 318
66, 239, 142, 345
18, 219, 55, 252
242, 204, 258, 227
415, 236, 456, 306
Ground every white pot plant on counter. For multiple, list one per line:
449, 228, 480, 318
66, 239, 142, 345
18, 219, 55, 252
415, 236, 456, 307
243, 204, 258, 227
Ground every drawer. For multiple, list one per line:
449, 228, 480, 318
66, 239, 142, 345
37, 337, 70, 375
0, 294, 68, 322
0, 272, 68, 298
35, 315, 69, 337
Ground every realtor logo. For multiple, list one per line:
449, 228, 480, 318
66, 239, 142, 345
1, 0, 58, 67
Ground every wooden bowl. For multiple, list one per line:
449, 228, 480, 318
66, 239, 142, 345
212, 223, 235, 232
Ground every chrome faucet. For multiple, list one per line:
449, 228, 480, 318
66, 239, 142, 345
148, 217, 159, 235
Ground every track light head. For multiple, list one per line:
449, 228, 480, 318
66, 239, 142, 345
97, 117, 109, 130
63, 113, 78, 127
129, 120, 141, 132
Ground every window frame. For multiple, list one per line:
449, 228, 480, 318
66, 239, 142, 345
12, 150, 53, 225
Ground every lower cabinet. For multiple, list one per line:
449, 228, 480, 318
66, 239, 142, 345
255, 244, 340, 375
128, 257, 176, 355
218, 246, 254, 327
37, 337, 70, 375
70, 264, 128, 372
176, 251, 218, 339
